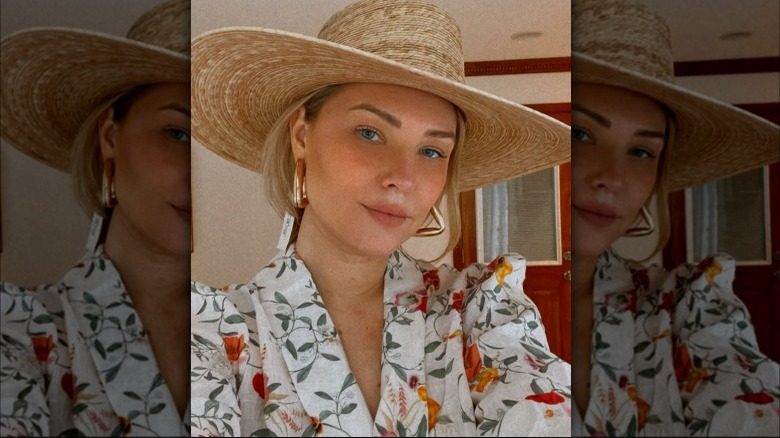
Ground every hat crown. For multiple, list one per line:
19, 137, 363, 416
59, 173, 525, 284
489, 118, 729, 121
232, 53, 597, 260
126, 0, 190, 55
318, 0, 465, 83
573, 0, 674, 83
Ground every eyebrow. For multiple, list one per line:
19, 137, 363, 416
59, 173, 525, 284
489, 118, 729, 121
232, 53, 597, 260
349, 103, 456, 139
158, 103, 191, 118
573, 103, 665, 139
572, 103, 610, 128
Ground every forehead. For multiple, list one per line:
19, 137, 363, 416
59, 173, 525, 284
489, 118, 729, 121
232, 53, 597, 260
322, 83, 458, 126
573, 83, 667, 128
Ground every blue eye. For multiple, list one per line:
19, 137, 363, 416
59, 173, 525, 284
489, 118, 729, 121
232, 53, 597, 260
630, 148, 655, 159
357, 127, 381, 142
421, 148, 444, 159
166, 127, 190, 142
572, 127, 591, 142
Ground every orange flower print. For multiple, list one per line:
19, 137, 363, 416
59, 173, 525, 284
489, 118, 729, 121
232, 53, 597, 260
223, 334, 244, 362
118, 416, 132, 435
475, 368, 499, 393
61, 372, 77, 400
31, 335, 53, 362
463, 342, 483, 382
683, 367, 709, 393
627, 387, 650, 431
705, 261, 722, 286
673, 343, 691, 383
416, 386, 440, 431
309, 416, 323, 435
525, 392, 565, 405
487, 256, 513, 287
253, 372, 270, 401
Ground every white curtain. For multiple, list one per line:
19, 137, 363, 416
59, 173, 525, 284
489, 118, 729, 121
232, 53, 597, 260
483, 182, 509, 261
692, 182, 719, 261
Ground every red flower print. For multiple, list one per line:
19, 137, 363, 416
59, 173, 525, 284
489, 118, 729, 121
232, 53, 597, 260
61, 372, 77, 400
660, 290, 674, 313
451, 290, 464, 314
118, 416, 132, 435
394, 289, 428, 313
253, 373, 270, 401
422, 269, 440, 291
618, 375, 628, 389
31, 335, 53, 362
408, 375, 420, 390
463, 342, 483, 382
525, 392, 565, 405
222, 335, 244, 362
736, 391, 774, 405
632, 269, 649, 291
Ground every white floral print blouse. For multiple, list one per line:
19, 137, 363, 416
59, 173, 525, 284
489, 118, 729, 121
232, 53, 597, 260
0, 245, 189, 436
190, 244, 572, 436
576, 250, 779, 436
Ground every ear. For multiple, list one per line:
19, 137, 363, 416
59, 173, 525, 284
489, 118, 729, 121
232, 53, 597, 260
97, 107, 117, 161
289, 106, 308, 161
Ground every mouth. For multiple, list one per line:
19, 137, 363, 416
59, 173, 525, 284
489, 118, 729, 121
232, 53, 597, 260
362, 203, 409, 228
573, 204, 618, 227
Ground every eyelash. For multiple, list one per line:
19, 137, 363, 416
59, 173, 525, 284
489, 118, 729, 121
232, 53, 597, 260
356, 126, 382, 142
165, 127, 190, 142
630, 148, 656, 159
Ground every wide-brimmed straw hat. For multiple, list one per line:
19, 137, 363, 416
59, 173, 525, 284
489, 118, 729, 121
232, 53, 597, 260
0, 0, 190, 172
192, 0, 570, 192
572, 0, 779, 191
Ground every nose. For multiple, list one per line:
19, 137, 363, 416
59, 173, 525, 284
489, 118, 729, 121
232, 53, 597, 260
381, 152, 415, 192
590, 151, 624, 191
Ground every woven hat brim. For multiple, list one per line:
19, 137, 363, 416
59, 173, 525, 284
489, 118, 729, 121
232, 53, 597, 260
192, 28, 570, 192
573, 52, 780, 191
1, 28, 190, 172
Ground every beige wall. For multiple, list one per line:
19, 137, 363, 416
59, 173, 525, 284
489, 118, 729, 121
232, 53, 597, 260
0, 0, 165, 285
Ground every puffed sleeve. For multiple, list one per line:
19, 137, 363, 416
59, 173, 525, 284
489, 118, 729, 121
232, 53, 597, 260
666, 254, 779, 436
190, 281, 258, 436
0, 282, 56, 437
458, 255, 571, 436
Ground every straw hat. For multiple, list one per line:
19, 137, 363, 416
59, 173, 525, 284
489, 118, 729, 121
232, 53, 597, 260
572, 0, 779, 191
192, 0, 570, 192
0, 0, 190, 172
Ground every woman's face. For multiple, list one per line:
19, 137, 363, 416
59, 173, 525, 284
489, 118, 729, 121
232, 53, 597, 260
290, 83, 457, 257
571, 83, 666, 259
99, 82, 191, 257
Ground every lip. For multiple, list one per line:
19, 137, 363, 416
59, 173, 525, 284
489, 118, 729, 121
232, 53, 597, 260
573, 204, 618, 228
363, 203, 409, 228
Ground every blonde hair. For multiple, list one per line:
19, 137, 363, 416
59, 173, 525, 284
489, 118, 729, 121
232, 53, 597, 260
629, 106, 674, 262
261, 84, 465, 254
71, 84, 155, 218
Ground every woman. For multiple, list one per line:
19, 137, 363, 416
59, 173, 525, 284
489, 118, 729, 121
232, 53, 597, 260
570, 0, 780, 436
0, 1, 190, 435
190, 0, 571, 436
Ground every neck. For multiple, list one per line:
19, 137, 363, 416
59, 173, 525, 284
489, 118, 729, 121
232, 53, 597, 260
102, 209, 189, 318
295, 212, 388, 310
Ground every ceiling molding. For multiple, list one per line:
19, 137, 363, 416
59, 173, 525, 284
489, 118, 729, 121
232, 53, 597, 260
465, 57, 571, 76
674, 57, 780, 76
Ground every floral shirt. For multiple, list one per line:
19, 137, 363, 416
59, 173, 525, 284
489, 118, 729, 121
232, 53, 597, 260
190, 244, 571, 436
577, 250, 779, 436
0, 246, 188, 436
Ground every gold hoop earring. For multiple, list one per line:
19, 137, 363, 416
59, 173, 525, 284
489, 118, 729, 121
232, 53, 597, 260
294, 159, 309, 209
415, 204, 445, 237
101, 159, 117, 208
625, 205, 655, 237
